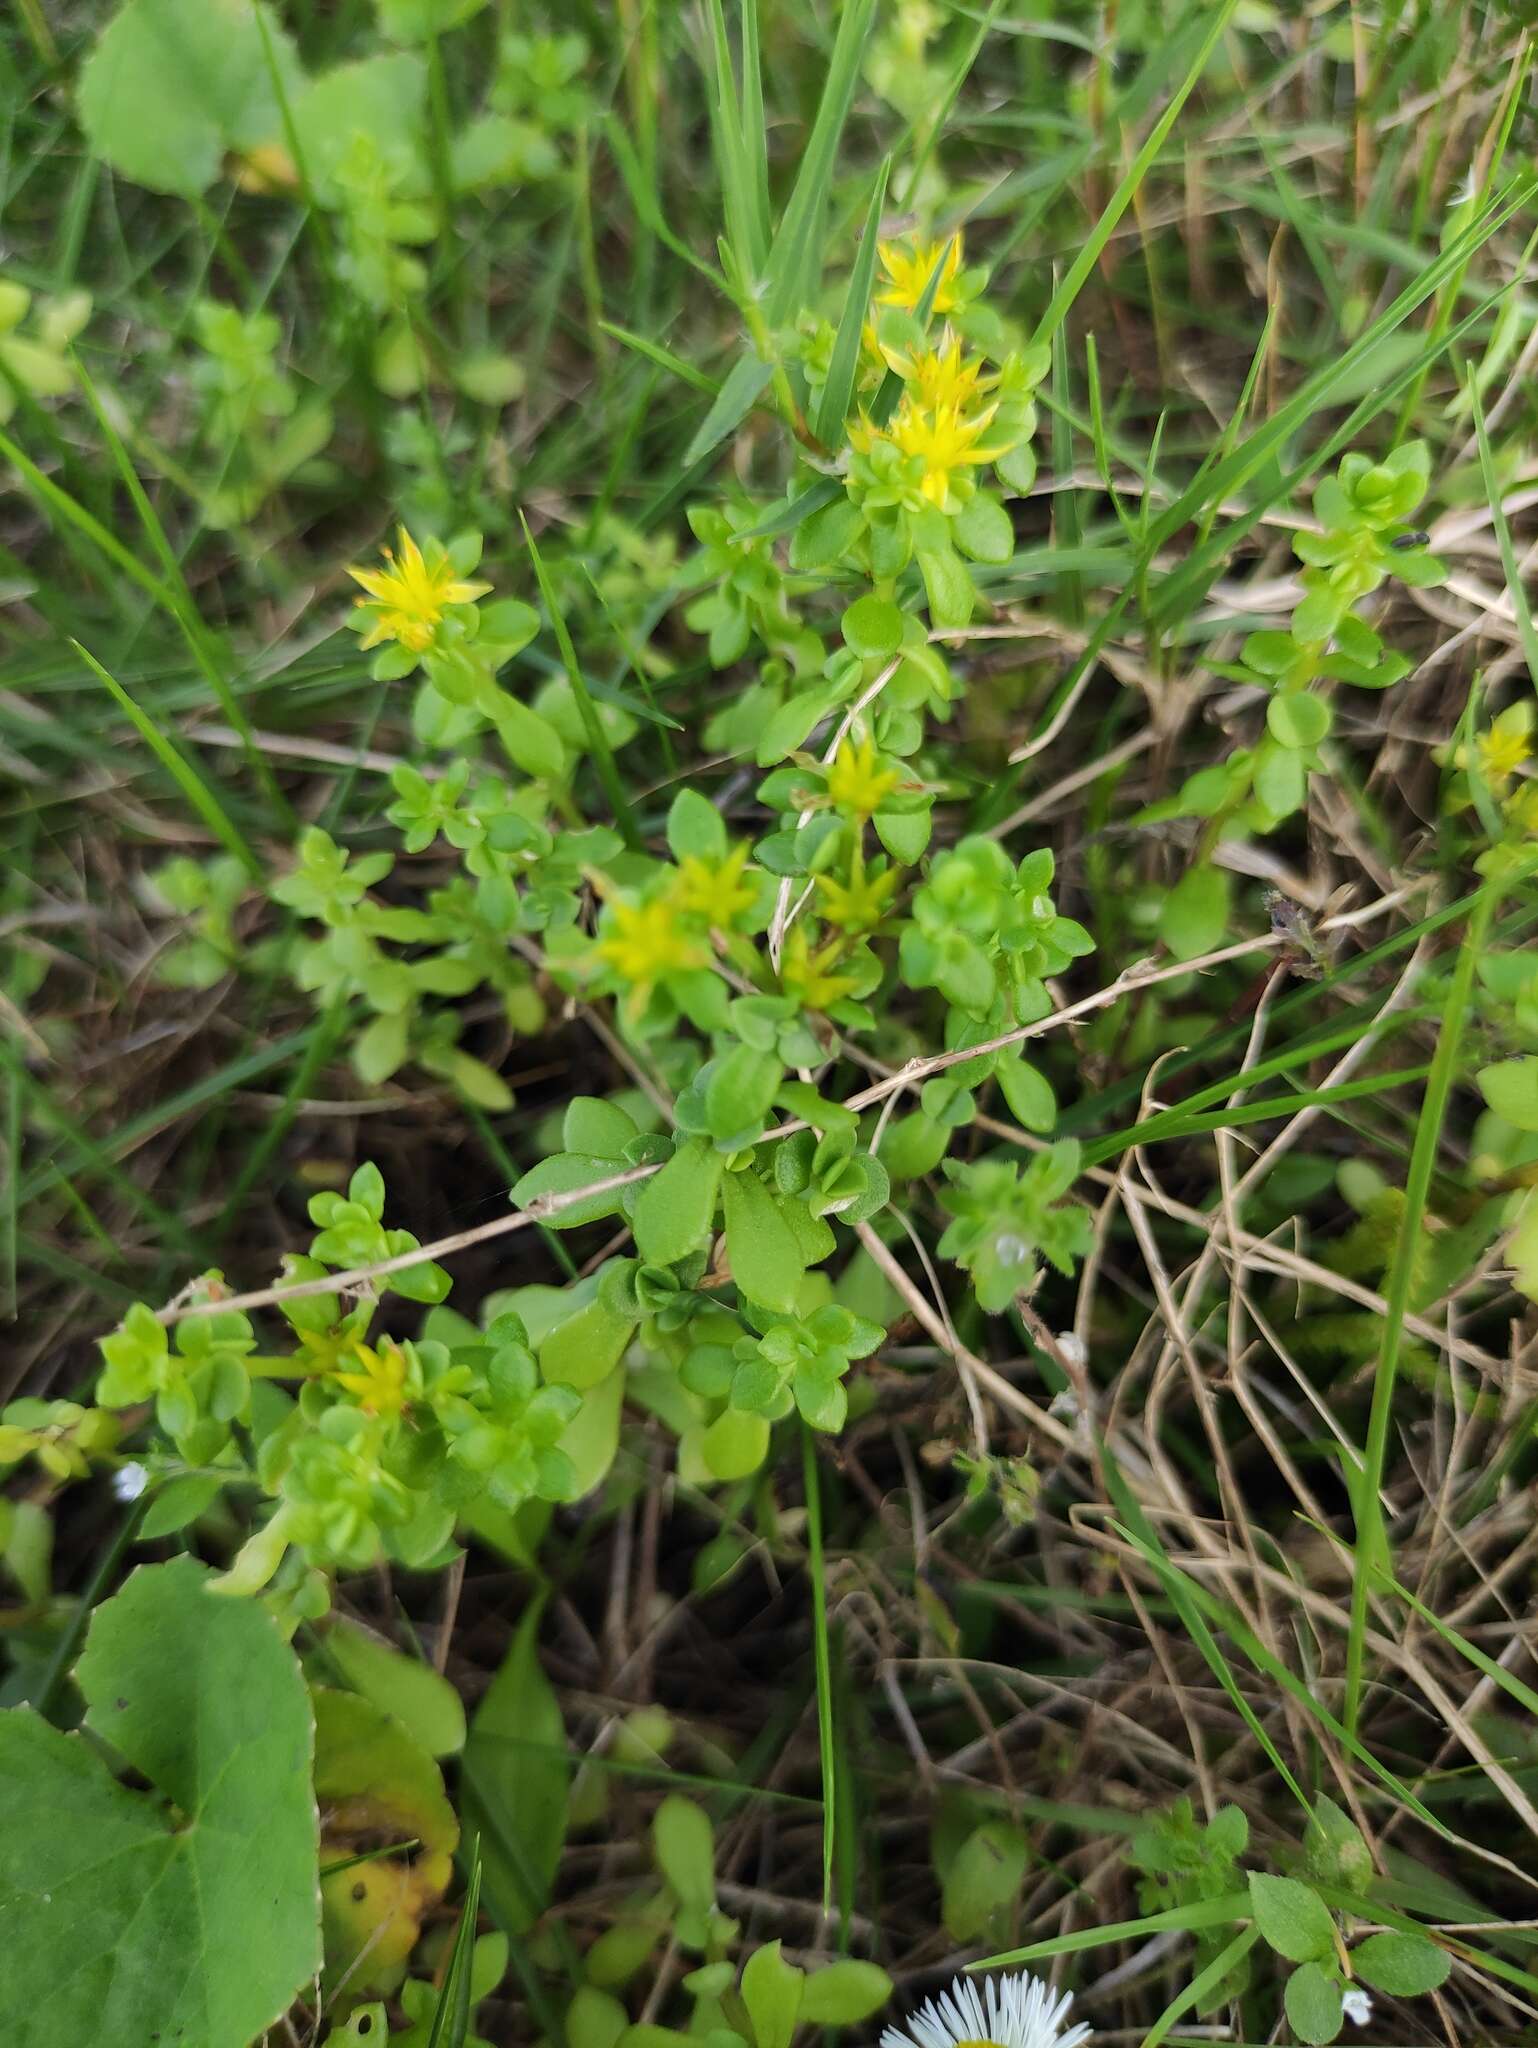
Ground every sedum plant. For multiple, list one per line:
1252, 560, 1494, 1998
89, 228, 1108, 1609
1141, 444, 1444, 956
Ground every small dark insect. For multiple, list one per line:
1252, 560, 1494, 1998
1265, 889, 1328, 977
1226, 892, 1329, 1020
1390, 529, 1431, 551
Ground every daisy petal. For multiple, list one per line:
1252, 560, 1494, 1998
881, 1972, 1089, 2048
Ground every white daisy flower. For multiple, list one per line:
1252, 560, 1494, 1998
881, 1972, 1091, 2048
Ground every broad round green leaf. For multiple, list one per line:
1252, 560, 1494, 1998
540, 1294, 638, 1390
633, 1139, 723, 1264
493, 696, 567, 781
78, 0, 301, 197
722, 1168, 807, 1313
667, 788, 729, 863
918, 546, 975, 631
653, 1794, 716, 1914
0, 1556, 319, 2047
952, 491, 1015, 565
741, 1940, 805, 2048
286, 53, 426, 202
702, 1406, 770, 1479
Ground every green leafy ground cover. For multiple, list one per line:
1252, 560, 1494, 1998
5, 1, 1538, 2043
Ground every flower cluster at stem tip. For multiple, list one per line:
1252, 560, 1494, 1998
785, 228, 1053, 627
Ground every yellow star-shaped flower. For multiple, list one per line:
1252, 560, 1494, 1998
333, 1338, 410, 1420
596, 895, 709, 1009
1479, 718, 1532, 788
883, 331, 997, 415
877, 232, 964, 315
890, 397, 1009, 507
347, 527, 491, 654
779, 927, 860, 1012
671, 842, 757, 926
825, 734, 900, 819
814, 863, 899, 933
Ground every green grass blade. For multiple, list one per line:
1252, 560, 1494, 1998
814, 156, 891, 447
801, 1419, 837, 1912
426, 1837, 483, 2048
1344, 879, 1500, 1737
682, 354, 776, 467
1104, 1454, 1442, 1828
0, 418, 176, 610
1388, 1569, 1538, 1722
520, 514, 641, 850
1102, 1465, 1310, 1816
741, 476, 843, 541
1083, 1065, 1432, 1168
739, 0, 770, 266
682, 0, 875, 468
762, 0, 876, 324
67, 350, 290, 822
602, 112, 722, 284
71, 639, 260, 876
1146, 182, 1533, 608
1470, 371, 1538, 693
976, 1892, 1252, 1967
704, 0, 766, 283
1031, 0, 1242, 348
1144, 1926, 1260, 2048
598, 321, 721, 395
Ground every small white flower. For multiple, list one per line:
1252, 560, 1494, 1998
1054, 1332, 1088, 1371
881, 1972, 1090, 2048
112, 1461, 149, 1502
1341, 1989, 1373, 2028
